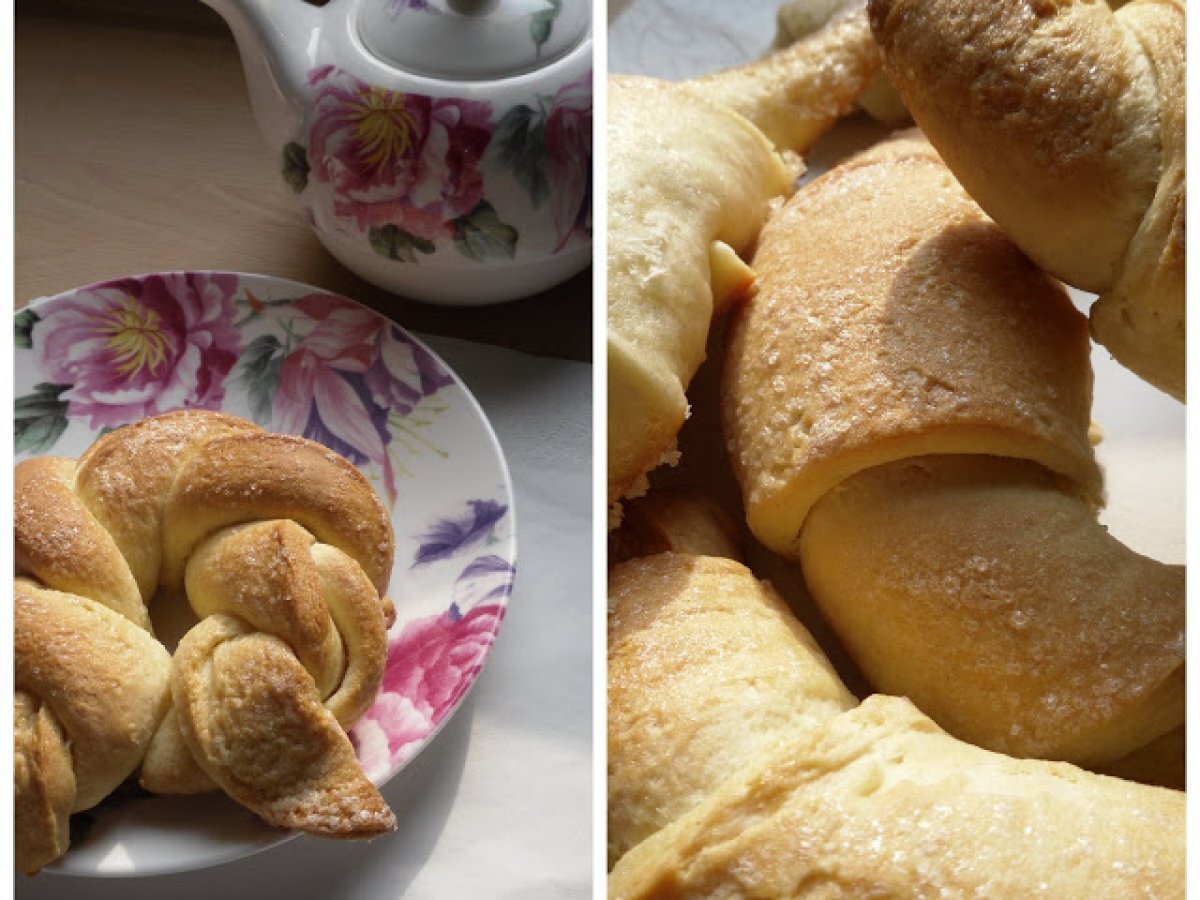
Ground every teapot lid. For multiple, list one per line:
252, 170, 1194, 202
357, 0, 591, 81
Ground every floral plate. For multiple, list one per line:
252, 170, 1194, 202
14, 272, 516, 876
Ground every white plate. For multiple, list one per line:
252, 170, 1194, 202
14, 272, 517, 876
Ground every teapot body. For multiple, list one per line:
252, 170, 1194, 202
215, 0, 593, 305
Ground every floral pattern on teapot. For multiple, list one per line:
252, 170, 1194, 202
281, 65, 592, 266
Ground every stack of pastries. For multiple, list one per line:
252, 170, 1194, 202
608, 0, 1185, 895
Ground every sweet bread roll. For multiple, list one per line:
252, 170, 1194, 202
608, 13, 883, 519
15, 579, 171, 875
773, 0, 910, 124
607, 76, 796, 511
608, 553, 1185, 898
14, 410, 398, 869
608, 554, 856, 866
722, 133, 1183, 765
801, 455, 1184, 765
869, 0, 1185, 399
725, 134, 1102, 552
692, 2, 883, 152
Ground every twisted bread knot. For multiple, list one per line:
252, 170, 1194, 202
15, 410, 397, 873
14, 579, 171, 875
869, 0, 1186, 399
722, 135, 1183, 767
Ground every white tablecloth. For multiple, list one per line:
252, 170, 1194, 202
15, 336, 594, 900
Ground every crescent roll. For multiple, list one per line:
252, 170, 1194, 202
608, 553, 1184, 898
721, 134, 1183, 765
869, 0, 1186, 399
608, 9, 883, 519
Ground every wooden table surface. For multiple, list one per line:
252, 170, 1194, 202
15, 7, 593, 362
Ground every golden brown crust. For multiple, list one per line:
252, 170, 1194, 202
869, 0, 1160, 292
720, 133, 1181, 766
1089, 0, 1186, 400
14, 692, 76, 876
14, 410, 398, 867
723, 134, 1101, 558
611, 696, 1185, 899
608, 554, 856, 867
692, 3, 883, 153
773, 0, 911, 124
607, 75, 797, 510
185, 520, 347, 698
14, 579, 172, 812
73, 409, 263, 598
161, 432, 393, 596
607, 557, 1184, 898
607, 10, 889, 516
15, 456, 149, 630
171, 615, 395, 838
140, 707, 217, 795
800, 455, 1184, 764
870, 0, 1185, 398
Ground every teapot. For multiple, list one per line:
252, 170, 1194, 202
203, 0, 593, 306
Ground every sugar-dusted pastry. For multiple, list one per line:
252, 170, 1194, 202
722, 133, 1183, 766
608, 9, 882, 520
609, 554, 856, 866
15, 580, 171, 875
14, 410, 398, 871
691, 1, 883, 152
869, 0, 1186, 399
607, 76, 796, 515
773, 0, 910, 123
608, 553, 1185, 898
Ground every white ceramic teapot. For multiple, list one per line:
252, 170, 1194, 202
204, 0, 593, 305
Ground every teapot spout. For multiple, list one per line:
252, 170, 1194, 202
201, 0, 325, 144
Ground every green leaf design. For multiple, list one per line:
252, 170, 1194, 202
489, 104, 548, 207
234, 334, 285, 425
14, 308, 38, 349
452, 201, 519, 262
369, 224, 437, 263
530, 0, 562, 53
15, 382, 70, 454
282, 141, 310, 194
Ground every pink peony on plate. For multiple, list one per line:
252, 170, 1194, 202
14, 272, 516, 876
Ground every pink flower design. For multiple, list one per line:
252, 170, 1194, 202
305, 68, 494, 241
353, 601, 506, 777
270, 292, 451, 504
545, 71, 592, 251
32, 273, 241, 430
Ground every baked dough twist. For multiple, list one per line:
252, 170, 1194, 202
608, 553, 1185, 897
722, 134, 1183, 766
15, 580, 171, 875
869, 0, 1186, 399
14, 410, 398, 871
608, 9, 881, 517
